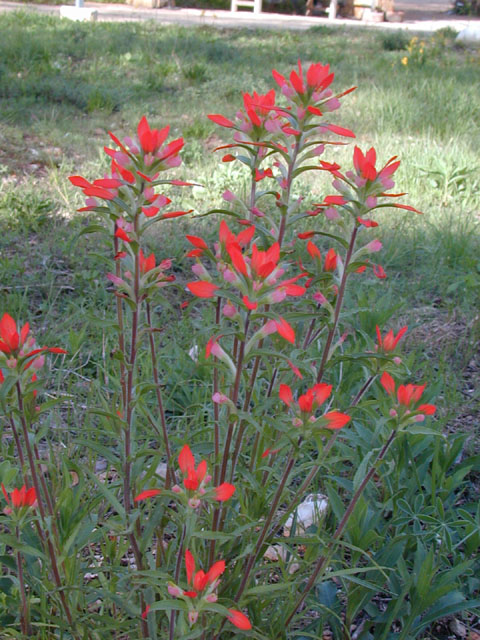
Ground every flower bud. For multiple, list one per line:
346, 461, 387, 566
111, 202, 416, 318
222, 303, 237, 318
206, 593, 218, 603
168, 584, 183, 598
188, 611, 199, 625
223, 190, 235, 202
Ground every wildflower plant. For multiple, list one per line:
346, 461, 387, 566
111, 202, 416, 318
0, 58, 476, 640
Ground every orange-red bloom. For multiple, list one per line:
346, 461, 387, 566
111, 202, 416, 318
0, 313, 67, 362
134, 488, 161, 502
187, 281, 219, 298
227, 609, 252, 630
380, 372, 436, 419
184, 549, 226, 597
176, 445, 235, 504
2, 483, 37, 511
376, 325, 407, 352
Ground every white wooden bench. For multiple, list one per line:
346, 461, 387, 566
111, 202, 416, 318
230, 0, 337, 17
230, 0, 263, 13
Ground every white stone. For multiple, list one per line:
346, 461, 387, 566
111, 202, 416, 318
456, 26, 480, 45
60, 6, 98, 21
283, 493, 328, 537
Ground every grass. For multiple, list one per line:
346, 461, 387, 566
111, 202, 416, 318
0, 11, 479, 448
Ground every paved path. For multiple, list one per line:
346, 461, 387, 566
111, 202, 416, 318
0, 0, 477, 31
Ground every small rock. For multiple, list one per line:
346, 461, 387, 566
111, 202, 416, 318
456, 26, 480, 46
284, 493, 328, 536
450, 620, 467, 638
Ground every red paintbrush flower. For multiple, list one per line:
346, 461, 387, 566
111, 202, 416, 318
380, 372, 436, 421
2, 483, 37, 514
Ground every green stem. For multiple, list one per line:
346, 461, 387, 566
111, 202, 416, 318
284, 427, 397, 629
316, 226, 358, 383
16, 525, 29, 637
15, 383, 77, 634
146, 302, 175, 489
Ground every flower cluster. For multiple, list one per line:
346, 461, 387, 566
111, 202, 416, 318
279, 382, 351, 431
167, 550, 251, 630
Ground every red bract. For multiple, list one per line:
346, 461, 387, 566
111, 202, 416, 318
324, 248, 338, 272
0, 313, 28, 354
273, 60, 334, 97
275, 318, 295, 344
376, 325, 407, 352
0, 313, 67, 363
279, 383, 350, 430
280, 382, 332, 413
380, 372, 436, 419
184, 549, 226, 596
176, 445, 235, 504
138, 249, 156, 274
137, 116, 170, 154
187, 281, 219, 298
2, 483, 37, 511
227, 609, 252, 630
134, 489, 161, 502
243, 89, 276, 127
178, 445, 207, 491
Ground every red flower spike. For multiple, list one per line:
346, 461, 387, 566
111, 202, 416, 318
222, 154, 235, 162
353, 146, 377, 181
142, 605, 150, 620
227, 609, 252, 630
2, 484, 37, 510
137, 116, 169, 154
183, 550, 227, 599
187, 281, 219, 298
376, 325, 407, 352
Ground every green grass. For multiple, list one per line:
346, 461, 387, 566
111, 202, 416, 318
0, 11, 479, 447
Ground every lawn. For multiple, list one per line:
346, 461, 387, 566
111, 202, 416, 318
0, 10, 479, 638
1, 13, 479, 444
